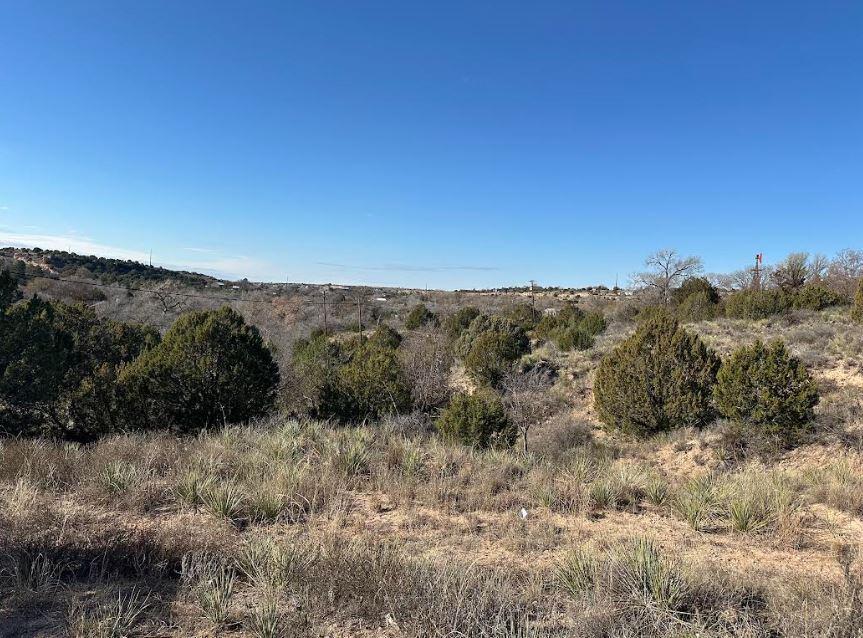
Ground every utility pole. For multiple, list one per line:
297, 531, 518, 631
529, 280, 537, 322
752, 253, 763, 290
356, 296, 363, 339
322, 286, 328, 337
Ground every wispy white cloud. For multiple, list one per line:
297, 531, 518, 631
181, 246, 218, 254
316, 261, 500, 273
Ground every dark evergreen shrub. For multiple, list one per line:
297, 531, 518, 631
443, 306, 480, 341
724, 289, 791, 320
436, 389, 515, 449
555, 326, 594, 351
714, 339, 819, 447
404, 304, 437, 329
791, 284, 845, 311
290, 332, 344, 417
677, 291, 718, 322
337, 342, 412, 422
672, 277, 720, 306
0, 269, 22, 312
504, 303, 538, 332
121, 307, 280, 432
456, 315, 530, 359
593, 310, 720, 437
368, 324, 403, 350
463, 330, 525, 386
579, 312, 608, 336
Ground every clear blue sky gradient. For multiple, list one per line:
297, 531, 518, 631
1, 1, 861, 288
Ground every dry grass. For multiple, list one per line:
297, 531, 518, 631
2, 308, 863, 636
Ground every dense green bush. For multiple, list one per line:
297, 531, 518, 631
291, 330, 412, 422
854, 280, 863, 323
534, 304, 606, 351
456, 315, 529, 358
443, 306, 480, 342
436, 389, 515, 449
0, 298, 159, 439
0, 298, 72, 435
555, 326, 594, 351
676, 291, 718, 322
463, 330, 526, 386
714, 340, 819, 447
791, 284, 845, 311
337, 342, 412, 421
503, 303, 538, 332
404, 304, 438, 329
594, 310, 720, 437
290, 331, 345, 417
672, 277, 720, 306
368, 324, 403, 350
456, 315, 530, 385
724, 289, 791, 320
579, 312, 608, 336
121, 307, 279, 432
0, 269, 22, 311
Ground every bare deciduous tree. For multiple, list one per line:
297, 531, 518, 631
809, 254, 829, 283
828, 249, 863, 298
400, 331, 453, 412
500, 368, 564, 454
151, 284, 187, 315
632, 249, 703, 305
771, 252, 809, 292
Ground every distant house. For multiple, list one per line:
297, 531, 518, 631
375, 297, 388, 302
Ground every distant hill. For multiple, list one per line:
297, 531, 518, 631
0, 247, 214, 287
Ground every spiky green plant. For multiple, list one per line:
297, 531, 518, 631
556, 548, 597, 597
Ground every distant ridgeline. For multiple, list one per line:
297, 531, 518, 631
0, 247, 213, 287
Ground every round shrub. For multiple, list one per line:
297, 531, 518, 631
594, 310, 720, 437
677, 291, 717, 323
404, 304, 437, 330
714, 339, 819, 447
436, 389, 515, 449
290, 332, 344, 417
672, 277, 720, 306
337, 342, 412, 422
368, 324, 403, 350
120, 306, 280, 432
724, 289, 791, 320
443, 306, 481, 341
504, 303, 538, 332
579, 312, 608, 336
456, 314, 530, 359
555, 326, 594, 351
463, 330, 525, 386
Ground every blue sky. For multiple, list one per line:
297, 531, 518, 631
0, 1, 861, 288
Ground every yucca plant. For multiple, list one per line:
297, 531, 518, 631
173, 467, 213, 509
247, 594, 281, 638
201, 480, 245, 521
556, 548, 598, 598
197, 564, 236, 626
673, 474, 718, 531
645, 476, 670, 506
609, 537, 690, 611
68, 587, 151, 638
98, 460, 140, 494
